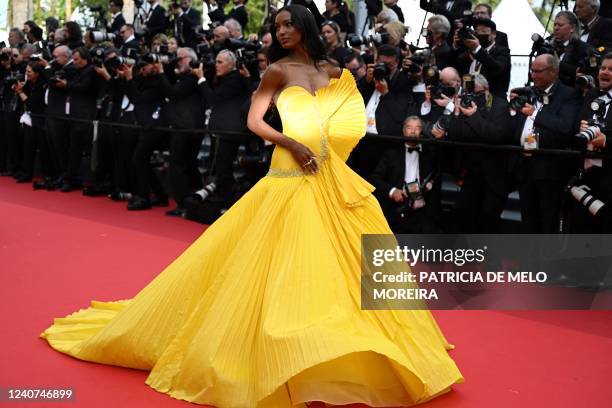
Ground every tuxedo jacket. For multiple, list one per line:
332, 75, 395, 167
199, 70, 252, 141
510, 80, 582, 182
146, 5, 168, 40
446, 94, 512, 196
109, 13, 126, 34
120, 38, 140, 57
577, 87, 612, 195
159, 73, 204, 130
227, 5, 248, 29
65, 65, 98, 120
123, 74, 168, 128
44, 62, 72, 116
454, 43, 511, 98
176, 8, 201, 48
559, 38, 590, 87
584, 16, 612, 49
434, 42, 455, 70
420, 0, 472, 25
371, 144, 442, 222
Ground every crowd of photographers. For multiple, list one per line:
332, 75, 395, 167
1, 0, 612, 234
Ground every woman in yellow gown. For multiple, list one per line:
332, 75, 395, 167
41, 5, 463, 407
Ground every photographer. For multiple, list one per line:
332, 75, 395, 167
119, 24, 140, 57
371, 116, 442, 233
420, 0, 472, 36
224, 19, 244, 40
158, 47, 205, 217
568, 52, 612, 233
472, 3, 508, 48
424, 14, 454, 70
228, 0, 249, 29
196, 49, 252, 204
171, 0, 201, 49
434, 73, 511, 233
63, 21, 84, 50
120, 57, 169, 211
421, 66, 461, 123
144, 0, 169, 43
14, 62, 54, 184
350, 44, 421, 180
510, 54, 582, 233
41, 45, 72, 190
552, 11, 590, 88
0, 47, 26, 177
452, 18, 510, 98
108, 0, 127, 35
55, 47, 98, 192
575, 0, 612, 49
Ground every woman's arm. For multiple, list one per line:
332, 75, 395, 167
247, 63, 319, 173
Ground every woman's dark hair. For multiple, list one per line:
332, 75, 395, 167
267, 5, 327, 65
27, 61, 45, 75
63, 21, 83, 43
24, 21, 44, 42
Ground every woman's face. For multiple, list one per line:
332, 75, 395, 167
274, 10, 302, 50
26, 65, 38, 81
321, 24, 338, 47
325, 0, 336, 13
168, 38, 178, 53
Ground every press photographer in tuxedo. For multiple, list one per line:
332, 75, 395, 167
575, 0, 612, 49
552, 11, 590, 88
510, 54, 582, 233
568, 53, 612, 233
371, 116, 442, 233
431, 73, 512, 233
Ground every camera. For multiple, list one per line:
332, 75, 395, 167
576, 74, 596, 91
457, 10, 476, 42
530, 33, 559, 56
236, 48, 258, 71
406, 49, 433, 74
105, 55, 135, 72
509, 86, 540, 111
347, 30, 390, 48
29, 53, 44, 62
140, 53, 173, 65
460, 74, 477, 108
4, 72, 25, 85
89, 31, 117, 43
91, 46, 107, 67
373, 63, 388, 81
575, 97, 609, 143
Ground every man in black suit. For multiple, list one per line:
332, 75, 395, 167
349, 45, 422, 181
599, 0, 612, 18
172, 0, 201, 49
228, 0, 249, 29
371, 116, 442, 233
119, 24, 140, 57
196, 49, 252, 203
575, 0, 612, 49
424, 14, 454, 69
159, 47, 206, 217
41, 45, 72, 189
119, 60, 170, 210
55, 47, 98, 192
452, 18, 511, 98
432, 73, 511, 233
552, 11, 590, 88
473, 3, 508, 48
510, 54, 582, 233
569, 53, 612, 233
108, 0, 126, 35
145, 0, 168, 42
421, 0, 472, 41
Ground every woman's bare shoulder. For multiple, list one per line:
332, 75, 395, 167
320, 60, 343, 79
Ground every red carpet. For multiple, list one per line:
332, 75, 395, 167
1, 177, 611, 408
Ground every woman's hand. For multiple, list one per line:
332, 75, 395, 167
288, 139, 319, 174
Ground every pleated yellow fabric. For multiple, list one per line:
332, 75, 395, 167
41, 68, 464, 407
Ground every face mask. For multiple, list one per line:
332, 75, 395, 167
477, 34, 491, 47
475, 92, 487, 107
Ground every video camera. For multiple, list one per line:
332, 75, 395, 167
530, 34, 560, 56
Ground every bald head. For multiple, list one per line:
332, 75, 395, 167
53, 45, 72, 65
531, 54, 559, 90
440, 67, 461, 88
213, 26, 230, 45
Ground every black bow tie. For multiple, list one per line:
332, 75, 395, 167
582, 24, 590, 34
406, 146, 421, 154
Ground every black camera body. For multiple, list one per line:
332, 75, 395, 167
373, 63, 389, 81
460, 74, 477, 108
4, 72, 25, 86
91, 46, 106, 68
510, 86, 540, 111
575, 97, 609, 143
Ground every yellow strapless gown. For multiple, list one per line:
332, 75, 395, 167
41, 69, 463, 407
